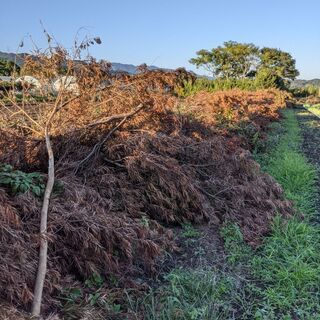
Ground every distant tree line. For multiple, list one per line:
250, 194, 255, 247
0, 58, 20, 76
190, 41, 299, 89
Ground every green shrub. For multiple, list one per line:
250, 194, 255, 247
0, 81, 23, 94
254, 68, 285, 89
176, 75, 285, 97
0, 58, 20, 76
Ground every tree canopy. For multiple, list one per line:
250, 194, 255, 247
190, 41, 259, 79
259, 47, 299, 80
190, 41, 299, 82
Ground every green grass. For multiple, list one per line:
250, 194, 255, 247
129, 269, 240, 320
127, 109, 320, 319
219, 218, 320, 319
238, 109, 320, 318
305, 104, 320, 117
251, 217, 320, 318
220, 222, 252, 266
261, 109, 317, 215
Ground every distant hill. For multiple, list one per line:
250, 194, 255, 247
290, 79, 320, 89
110, 62, 165, 74
0, 51, 167, 75
0, 51, 29, 67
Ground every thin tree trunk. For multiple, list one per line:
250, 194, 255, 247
31, 126, 55, 317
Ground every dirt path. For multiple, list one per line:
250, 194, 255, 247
296, 106, 320, 220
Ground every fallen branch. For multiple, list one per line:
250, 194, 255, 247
85, 104, 145, 128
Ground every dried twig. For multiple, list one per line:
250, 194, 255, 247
85, 104, 144, 128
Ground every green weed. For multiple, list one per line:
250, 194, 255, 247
85, 273, 104, 289
220, 223, 252, 266
0, 164, 45, 196
181, 223, 201, 238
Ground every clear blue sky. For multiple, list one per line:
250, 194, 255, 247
1, 0, 319, 79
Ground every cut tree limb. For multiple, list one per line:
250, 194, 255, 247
85, 104, 145, 128
31, 128, 54, 317
31, 103, 59, 317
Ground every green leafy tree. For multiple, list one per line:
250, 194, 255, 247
0, 58, 20, 76
190, 41, 259, 79
259, 47, 299, 81
190, 42, 299, 87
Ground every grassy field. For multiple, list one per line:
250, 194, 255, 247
131, 109, 320, 320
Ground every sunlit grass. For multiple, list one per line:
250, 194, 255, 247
264, 109, 317, 215
245, 109, 320, 318
305, 103, 320, 117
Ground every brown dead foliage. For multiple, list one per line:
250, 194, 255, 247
0, 57, 293, 314
185, 88, 290, 130
303, 96, 320, 105
0, 177, 174, 309
104, 132, 292, 233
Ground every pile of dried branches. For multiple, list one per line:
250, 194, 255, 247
0, 49, 293, 315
